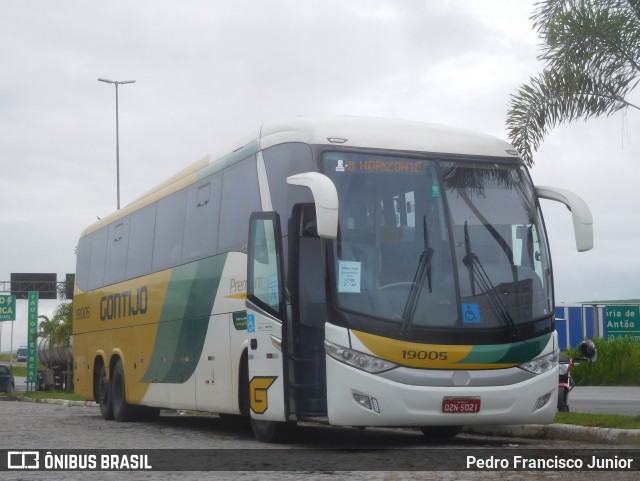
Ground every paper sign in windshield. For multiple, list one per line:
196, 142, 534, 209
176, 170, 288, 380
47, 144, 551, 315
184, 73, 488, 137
338, 261, 361, 293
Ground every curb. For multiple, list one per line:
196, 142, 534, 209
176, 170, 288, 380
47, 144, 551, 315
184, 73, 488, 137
464, 424, 640, 446
11, 395, 98, 408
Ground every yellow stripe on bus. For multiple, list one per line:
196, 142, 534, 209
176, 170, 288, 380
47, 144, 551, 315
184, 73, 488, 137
224, 293, 247, 299
351, 330, 518, 370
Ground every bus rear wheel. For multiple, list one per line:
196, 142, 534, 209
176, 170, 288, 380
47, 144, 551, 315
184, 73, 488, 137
111, 359, 136, 422
98, 364, 114, 420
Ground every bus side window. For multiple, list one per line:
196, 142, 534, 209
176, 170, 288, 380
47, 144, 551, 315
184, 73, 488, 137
126, 203, 156, 280
218, 155, 260, 253
152, 189, 187, 272
183, 175, 222, 262
76, 235, 92, 291
87, 227, 108, 291
104, 219, 130, 285
248, 214, 285, 316
263, 143, 314, 283
262, 143, 314, 224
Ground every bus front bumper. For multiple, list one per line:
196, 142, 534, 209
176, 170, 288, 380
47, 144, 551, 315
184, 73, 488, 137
326, 356, 557, 427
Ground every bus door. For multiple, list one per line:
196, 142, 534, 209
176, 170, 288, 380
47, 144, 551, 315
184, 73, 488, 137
288, 204, 328, 417
246, 212, 289, 422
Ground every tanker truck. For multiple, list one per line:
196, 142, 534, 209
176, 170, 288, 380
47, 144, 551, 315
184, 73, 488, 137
37, 337, 73, 391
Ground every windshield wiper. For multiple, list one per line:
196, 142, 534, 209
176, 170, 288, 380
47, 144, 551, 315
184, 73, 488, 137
462, 221, 519, 338
400, 217, 434, 334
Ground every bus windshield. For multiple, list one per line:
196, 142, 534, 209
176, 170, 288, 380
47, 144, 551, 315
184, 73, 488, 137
323, 151, 553, 342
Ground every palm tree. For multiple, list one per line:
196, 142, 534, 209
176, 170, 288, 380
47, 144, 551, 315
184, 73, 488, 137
49, 302, 73, 349
507, 0, 640, 166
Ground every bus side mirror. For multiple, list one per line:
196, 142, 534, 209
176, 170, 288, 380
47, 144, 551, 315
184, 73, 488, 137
287, 172, 339, 240
577, 339, 597, 363
535, 186, 593, 252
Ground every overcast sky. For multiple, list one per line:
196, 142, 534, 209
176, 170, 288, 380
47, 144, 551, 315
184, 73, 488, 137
1, 0, 638, 352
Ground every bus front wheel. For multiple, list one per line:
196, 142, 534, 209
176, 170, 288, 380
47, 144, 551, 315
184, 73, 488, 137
250, 419, 296, 443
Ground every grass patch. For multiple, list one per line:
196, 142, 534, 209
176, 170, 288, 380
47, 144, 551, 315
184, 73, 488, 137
567, 337, 640, 386
554, 412, 640, 429
0, 363, 46, 377
19, 390, 87, 402
7, 365, 27, 377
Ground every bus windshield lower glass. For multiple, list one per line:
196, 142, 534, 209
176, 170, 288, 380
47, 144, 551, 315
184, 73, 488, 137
323, 152, 552, 342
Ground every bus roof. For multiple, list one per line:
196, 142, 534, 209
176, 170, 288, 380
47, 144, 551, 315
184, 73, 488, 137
80, 116, 519, 237
258, 116, 517, 157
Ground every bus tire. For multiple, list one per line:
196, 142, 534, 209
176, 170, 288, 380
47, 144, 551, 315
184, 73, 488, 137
250, 419, 296, 443
557, 387, 569, 412
238, 351, 250, 418
98, 363, 114, 420
111, 359, 136, 422
420, 426, 462, 438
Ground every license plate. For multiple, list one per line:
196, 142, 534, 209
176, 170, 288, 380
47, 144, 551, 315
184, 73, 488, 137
442, 397, 481, 413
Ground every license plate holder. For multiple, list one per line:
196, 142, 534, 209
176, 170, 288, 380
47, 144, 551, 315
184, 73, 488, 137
442, 397, 481, 413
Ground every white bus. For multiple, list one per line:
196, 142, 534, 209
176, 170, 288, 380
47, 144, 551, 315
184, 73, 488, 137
73, 116, 592, 442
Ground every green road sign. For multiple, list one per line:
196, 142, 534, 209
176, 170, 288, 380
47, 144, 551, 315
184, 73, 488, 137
0, 294, 16, 321
606, 305, 640, 341
27, 291, 38, 389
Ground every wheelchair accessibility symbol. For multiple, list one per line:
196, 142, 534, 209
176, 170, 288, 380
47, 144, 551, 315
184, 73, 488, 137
462, 303, 480, 324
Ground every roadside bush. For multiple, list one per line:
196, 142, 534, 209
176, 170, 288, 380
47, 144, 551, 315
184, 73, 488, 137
569, 337, 640, 386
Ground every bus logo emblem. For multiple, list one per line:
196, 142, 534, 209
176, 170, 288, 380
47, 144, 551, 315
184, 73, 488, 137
249, 376, 277, 414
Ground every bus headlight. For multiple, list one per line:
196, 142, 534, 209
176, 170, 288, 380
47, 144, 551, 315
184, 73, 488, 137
324, 340, 397, 374
518, 350, 559, 375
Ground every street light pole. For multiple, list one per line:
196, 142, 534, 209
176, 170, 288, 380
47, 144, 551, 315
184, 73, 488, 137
98, 78, 136, 210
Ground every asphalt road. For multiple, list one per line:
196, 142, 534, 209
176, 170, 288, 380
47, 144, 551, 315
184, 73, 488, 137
1, 400, 638, 481
2, 362, 639, 480
568, 385, 640, 416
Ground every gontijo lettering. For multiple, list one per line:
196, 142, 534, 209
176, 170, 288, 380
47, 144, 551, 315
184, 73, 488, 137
100, 286, 148, 321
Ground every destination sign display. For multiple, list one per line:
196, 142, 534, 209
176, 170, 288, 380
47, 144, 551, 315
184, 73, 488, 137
334, 158, 423, 174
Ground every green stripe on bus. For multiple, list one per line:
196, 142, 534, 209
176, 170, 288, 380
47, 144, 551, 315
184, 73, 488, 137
197, 141, 260, 179
461, 333, 551, 365
141, 253, 227, 383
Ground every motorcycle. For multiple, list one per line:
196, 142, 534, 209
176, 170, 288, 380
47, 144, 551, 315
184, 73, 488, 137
557, 339, 597, 412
